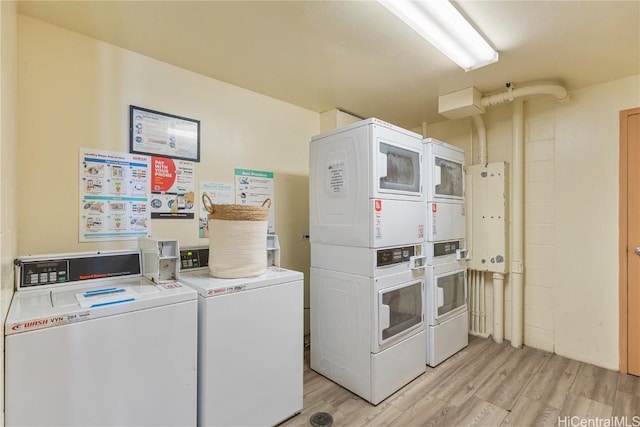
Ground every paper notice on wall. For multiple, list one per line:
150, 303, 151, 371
79, 148, 151, 242
199, 181, 234, 238
234, 168, 275, 234
149, 156, 195, 219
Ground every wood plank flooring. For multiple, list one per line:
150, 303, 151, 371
280, 335, 640, 426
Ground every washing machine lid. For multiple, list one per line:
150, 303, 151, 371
5, 278, 196, 336
51, 279, 159, 308
179, 266, 303, 297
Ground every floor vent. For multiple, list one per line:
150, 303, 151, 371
310, 412, 333, 427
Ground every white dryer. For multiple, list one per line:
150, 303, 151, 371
179, 246, 303, 427
5, 250, 198, 427
425, 240, 469, 366
423, 138, 467, 242
310, 118, 425, 248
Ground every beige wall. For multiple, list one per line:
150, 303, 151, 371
18, 16, 316, 276
319, 108, 361, 133
555, 76, 639, 369
1, 1, 19, 424
427, 74, 640, 370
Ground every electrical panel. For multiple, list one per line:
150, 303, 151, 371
465, 162, 509, 273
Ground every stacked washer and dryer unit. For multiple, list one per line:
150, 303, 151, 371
310, 119, 470, 405
309, 118, 428, 405
423, 139, 469, 367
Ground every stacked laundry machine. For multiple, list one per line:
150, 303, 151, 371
423, 138, 469, 366
309, 119, 471, 404
309, 118, 427, 405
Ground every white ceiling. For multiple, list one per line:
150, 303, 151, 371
17, 0, 640, 130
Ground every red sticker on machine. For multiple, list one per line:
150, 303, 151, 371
375, 199, 382, 212
432, 203, 437, 213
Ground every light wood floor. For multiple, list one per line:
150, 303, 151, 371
281, 335, 640, 426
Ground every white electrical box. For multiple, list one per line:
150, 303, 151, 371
465, 162, 509, 273
438, 87, 486, 120
139, 237, 180, 283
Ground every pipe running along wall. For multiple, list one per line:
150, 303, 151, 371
436, 83, 568, 346
472, 115, 488, 164
465, 84, 568, 348
482, 84, 570, 108
482, 84, 567, 349
470, 114, 497, 341
510, 99, 525, 349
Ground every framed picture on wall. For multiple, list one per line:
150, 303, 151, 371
129, 105, 200, 162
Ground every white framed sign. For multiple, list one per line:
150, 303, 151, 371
129, 105, 200, 162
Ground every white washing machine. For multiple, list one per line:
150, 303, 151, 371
310, 243, 426, 405
5, 250, 198, 427
425, 240, 469, 366
179, 245, 303, 427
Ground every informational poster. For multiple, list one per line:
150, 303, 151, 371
129, 105, 200, 162
79, 148, 151, 242
234, 168, 275, 234
199, 181, 234, 238
150, 156, 196, 219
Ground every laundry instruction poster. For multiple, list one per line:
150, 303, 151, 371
234, 168, 275, 234
150, 156, 195, 219
79, 148, 151, 242
199, 181, 234, 238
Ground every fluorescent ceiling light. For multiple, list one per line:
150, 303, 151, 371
378, 0, 498, 71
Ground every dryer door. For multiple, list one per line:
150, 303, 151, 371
424, 140, 465, 203
377, 278, 423, 350
376, 140, 422, 196
427, 265, 467, 325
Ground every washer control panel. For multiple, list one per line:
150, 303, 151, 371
15, 251, 142, 290
376, 245, 416, 267
20, 260, 69, 286
179, 248, 209, 271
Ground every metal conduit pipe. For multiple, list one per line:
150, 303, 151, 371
470, 271, 476, 332
492, 272, 503, 342
472, 115, 488, 164
469, 117, 485, 338
476, 272, 480, 332
510, 99, 525, 349
471, 113, 503, 342
480, 272, 487, 335
481, 84, 570, 107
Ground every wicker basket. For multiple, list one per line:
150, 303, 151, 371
203, 194, 271, 278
